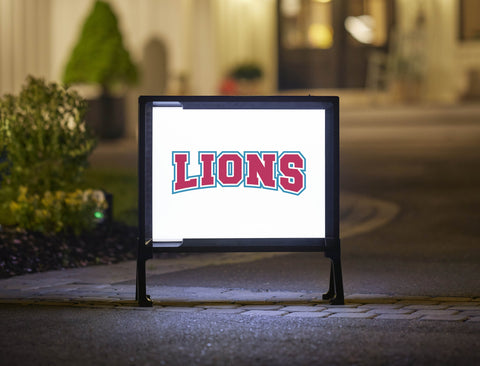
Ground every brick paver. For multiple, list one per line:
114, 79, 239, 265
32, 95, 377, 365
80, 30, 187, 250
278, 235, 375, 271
328, 312, 377, 319
375, 313, 422, 320
447, 305, 480, 310
403, 304, 449, 310
323, 307, 368, 313
411, 310, 459, 316
365, 308, 414, 315
239, 305, 284, 311
357, 304, 404, 310
1, 289, 480, 322
241, 310, 288, 316
202, 308, 246, 314
420, 314, 468, 321
284, 311, 331, 318
281, 305, 323, 312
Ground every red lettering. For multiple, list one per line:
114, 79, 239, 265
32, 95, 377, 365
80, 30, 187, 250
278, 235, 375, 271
279, 153, 305, 194
173, 152, 198, 192
245, 153, 277, 189
218, 153, 243, 186
200, 153, 216, 187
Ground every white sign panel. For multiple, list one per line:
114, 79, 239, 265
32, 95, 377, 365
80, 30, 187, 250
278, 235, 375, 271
151, 107, 325, 242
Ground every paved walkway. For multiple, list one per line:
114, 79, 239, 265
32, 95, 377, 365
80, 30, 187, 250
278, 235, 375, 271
0, 190, 405, 314
1, 289, 479, 322
1, 250, 479, 322
2, 185, 477, 322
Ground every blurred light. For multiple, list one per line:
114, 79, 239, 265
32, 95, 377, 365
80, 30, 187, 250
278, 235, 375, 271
344, 15, 375, 44
308, 23, 333, 49
94, 211, 105, 220
91, 190, 112, 225
314, 0, 331, 3
281, 0, 301, 17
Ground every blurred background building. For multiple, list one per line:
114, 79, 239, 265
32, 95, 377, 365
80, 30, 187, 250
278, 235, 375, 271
1, 0, 479, 138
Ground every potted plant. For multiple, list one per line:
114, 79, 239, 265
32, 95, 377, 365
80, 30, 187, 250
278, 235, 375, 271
63, 0, 138, 139
220, 62, 263, 95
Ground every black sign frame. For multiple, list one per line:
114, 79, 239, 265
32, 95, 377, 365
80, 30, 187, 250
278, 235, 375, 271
137, 96, 343, 306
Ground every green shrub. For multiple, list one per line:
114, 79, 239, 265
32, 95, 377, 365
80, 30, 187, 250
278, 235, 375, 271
62, 0, 138, 93
0, 76, 96, 195
0, 76, 99, 233
9, 187, 107, 235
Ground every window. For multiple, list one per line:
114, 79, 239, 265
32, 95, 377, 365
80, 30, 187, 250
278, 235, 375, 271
460, 0, 480, 41
280, 0, 334, 49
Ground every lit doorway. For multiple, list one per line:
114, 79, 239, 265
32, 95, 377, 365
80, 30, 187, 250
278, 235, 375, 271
278, 0, 394, 89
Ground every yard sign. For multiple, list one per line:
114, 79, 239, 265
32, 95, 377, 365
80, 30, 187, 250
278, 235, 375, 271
137, 96, 343, 306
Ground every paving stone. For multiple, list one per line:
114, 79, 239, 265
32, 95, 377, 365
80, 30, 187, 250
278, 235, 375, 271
411, 310, 458, 317
284, 311, 331, 318
241, 310, 287, 316
194, 304, 240, 309
239, 305, 284, 311
404, 304, 449, 310
329, 312, 377, 319
19, 286, 44, 291
202, 308, 246, 314
375, 313, 422, 320
420, 314, 468, 321
323, 307, 366, 313
324, 304, 359, 309
395, 300, 439, 306
446, 305, 480, 311
156, 307, 204, 313
365, 308, 414, 315
357, 304, 404, 310
282, 305, 322, 312
441, 302, 478, 307
457, 310, 480, 317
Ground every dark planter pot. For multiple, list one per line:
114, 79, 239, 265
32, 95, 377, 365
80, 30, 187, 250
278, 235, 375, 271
85, 94, 125, 139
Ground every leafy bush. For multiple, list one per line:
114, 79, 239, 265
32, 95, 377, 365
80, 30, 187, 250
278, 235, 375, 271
0, 76, 99, 233
0, 76, 96, 194
10, 187, 107, 235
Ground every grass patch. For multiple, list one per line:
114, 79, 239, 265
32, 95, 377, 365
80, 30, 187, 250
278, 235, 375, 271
82, 168, 137, 226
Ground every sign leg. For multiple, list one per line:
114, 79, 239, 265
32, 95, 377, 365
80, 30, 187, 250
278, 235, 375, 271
323, 238, 345, 305
322, 262, 335, 301
136, 257, 153, 307
329, 256, 344, 305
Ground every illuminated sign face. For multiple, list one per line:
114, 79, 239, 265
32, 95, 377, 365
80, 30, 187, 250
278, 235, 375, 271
151, 108, 326, 242
172, 151, 306, 194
